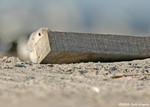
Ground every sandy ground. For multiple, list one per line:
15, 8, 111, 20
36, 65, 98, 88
0, 56, 150, 107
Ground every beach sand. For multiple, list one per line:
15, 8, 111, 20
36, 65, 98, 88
0, 56, 150, 107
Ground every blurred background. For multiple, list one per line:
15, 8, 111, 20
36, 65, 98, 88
0, 0, 150, 59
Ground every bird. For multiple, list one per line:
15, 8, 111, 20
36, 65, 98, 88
17, 34, 30, 61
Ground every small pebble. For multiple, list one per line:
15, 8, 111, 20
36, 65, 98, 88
15, 63, 26, 68
91, 87, 100, 93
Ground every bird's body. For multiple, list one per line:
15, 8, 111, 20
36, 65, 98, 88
17, 35, 30, 61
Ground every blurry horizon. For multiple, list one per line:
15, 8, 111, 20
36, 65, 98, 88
0, 0, 150, 52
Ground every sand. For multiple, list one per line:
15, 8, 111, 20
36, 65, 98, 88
0, 56, 150, 107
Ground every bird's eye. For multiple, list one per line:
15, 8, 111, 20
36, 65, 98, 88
39, 33, 41, 36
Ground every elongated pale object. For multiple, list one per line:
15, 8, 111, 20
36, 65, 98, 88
28, 27, 150, 64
